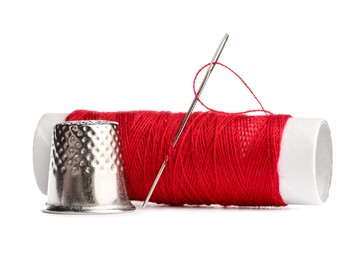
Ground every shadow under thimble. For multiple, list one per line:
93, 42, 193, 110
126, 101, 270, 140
44, 120, 135, 214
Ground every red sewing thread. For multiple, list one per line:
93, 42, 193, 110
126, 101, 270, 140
193, 62, 271, 115
67, 63, 291, 207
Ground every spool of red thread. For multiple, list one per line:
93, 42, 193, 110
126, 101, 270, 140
33, 112, 332, 206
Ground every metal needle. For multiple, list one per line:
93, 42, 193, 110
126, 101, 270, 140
142, 33, 229, 208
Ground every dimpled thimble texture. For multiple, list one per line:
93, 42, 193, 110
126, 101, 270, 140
44, 120, 135, 214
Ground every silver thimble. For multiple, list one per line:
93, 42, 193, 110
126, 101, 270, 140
44, 120, 135, 214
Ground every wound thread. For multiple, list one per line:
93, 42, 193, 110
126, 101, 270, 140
67, 111, 290, 206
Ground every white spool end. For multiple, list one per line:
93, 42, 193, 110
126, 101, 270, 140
33, 113, 67, 195
279, 118, 333, 205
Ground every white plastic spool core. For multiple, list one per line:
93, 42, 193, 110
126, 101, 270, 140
316, 121, 333, 202
278, 119, 332, 205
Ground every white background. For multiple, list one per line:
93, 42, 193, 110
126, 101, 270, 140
0, 1, 362, 259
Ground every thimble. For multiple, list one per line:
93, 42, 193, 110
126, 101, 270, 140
44, 120, 135, 214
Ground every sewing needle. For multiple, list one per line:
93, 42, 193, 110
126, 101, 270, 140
142, 33, 229, 207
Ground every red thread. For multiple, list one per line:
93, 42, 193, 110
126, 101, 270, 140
66, 63, 291, 207
193, 62, 271, 115
66, 112, 290, 206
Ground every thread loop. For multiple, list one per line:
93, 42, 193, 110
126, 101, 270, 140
193, 62, 271, 115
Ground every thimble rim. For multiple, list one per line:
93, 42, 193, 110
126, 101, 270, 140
43, 203, 135, 214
